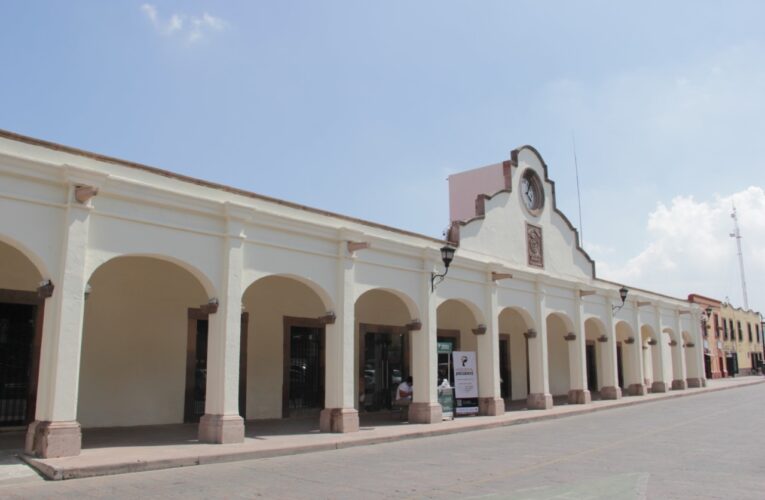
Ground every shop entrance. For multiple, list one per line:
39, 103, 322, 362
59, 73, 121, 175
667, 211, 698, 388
284, 321, 325, 417
0, 299, 41, 427
499, 337, 510, 399
585, 343, 598, 392
616, 344, 624, 389
361, 329, 407, 412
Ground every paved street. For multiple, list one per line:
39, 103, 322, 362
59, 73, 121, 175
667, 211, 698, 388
3, 383, 765, 499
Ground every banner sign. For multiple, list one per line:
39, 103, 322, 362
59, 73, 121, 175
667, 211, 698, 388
452, 351, 478, 398
437, 341, 453, 354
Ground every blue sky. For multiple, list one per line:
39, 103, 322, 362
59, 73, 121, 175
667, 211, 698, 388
1, 1, 763, 314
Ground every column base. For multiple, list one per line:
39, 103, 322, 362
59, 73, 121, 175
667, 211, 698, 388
198, 414, 244, 444
527, 393, 553, 409
651, 381, 668, 393
600, 386, 622, 400
686, 378, 703, 388
319, 408, 359, 433
627, 383, 646, 396
671, 379, 687, 390
25, 420, 81, 458
408, 402, 442, 423
567, 389, 591, 404
478, 397, 505, 416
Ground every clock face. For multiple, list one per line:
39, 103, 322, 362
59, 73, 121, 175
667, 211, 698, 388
521, 170, 544, 214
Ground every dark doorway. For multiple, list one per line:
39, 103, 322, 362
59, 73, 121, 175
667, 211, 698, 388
704, 354, 712, 379
616, 344, 624, 389
499, 337, 510, 399
585, 343, 598, 392
185, 310, 248, 423
283, 320, 325, 417
361, 329, 407, 412
0, 290, 43, 428
437, 330, 459, 386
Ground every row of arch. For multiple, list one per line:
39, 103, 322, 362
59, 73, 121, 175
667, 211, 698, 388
3, 236, 697, 428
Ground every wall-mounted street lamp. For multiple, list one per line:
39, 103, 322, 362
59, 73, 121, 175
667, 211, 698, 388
612, 286, 629, 313
431, 245, 456, 292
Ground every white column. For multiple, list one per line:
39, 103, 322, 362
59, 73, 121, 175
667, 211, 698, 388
26, 190, 92, 458
626, 303, 646, 395
320, 242, 359, 432
600, 299, 622, 399
650, 306, 669, 392
199, 218, 245, 443
527, 281, 552, 409
409, 256, 441, 423
670, 311, 688, 390
567, 292, 590, 404
477, 274, 504, 415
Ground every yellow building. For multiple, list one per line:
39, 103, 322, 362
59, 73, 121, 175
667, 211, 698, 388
719, 303, 763, 376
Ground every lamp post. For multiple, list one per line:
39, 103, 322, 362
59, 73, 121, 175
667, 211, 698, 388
431, 245, 456, 292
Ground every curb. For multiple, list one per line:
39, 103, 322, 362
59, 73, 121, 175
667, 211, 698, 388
21, 378, 765, 481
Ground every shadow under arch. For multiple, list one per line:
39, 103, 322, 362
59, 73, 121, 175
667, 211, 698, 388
0, 234, 49, 283
243, 273, 334, 313
436, 297, 486, 326
355, 287, 420, 323
498, 306, 535, 331
87, 253, 217, 299
497, 306, 535, 406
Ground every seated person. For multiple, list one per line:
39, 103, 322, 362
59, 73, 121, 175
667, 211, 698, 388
395, 376, 413, 403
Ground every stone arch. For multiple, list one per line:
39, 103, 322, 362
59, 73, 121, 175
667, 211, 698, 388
546, 312, 574, 397
661, 328, 676, 385
0, 235, 47, 287
584, 317, 608, 392
498, 306, 535, 403
242, 274, 333, 420
615, 321, 639, 394
87, 253, 217, 299
78, 255, 210, 429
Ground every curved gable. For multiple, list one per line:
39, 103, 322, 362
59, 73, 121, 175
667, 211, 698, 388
448, 146, 595, 280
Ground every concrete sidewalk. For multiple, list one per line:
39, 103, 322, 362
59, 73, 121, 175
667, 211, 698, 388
18, 376, 765, 481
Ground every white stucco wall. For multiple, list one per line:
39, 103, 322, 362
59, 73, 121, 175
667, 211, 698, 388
78, 257, 207, 428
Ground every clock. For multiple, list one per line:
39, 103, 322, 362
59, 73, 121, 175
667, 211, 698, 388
520, 169, 544, 214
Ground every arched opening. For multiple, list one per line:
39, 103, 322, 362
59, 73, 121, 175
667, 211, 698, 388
661, 329, 675, 385
0, 239, 44, 428
436, 299, 482, 415
546, 312, 573, 400
498, 307, 534, 409
640, 325, 655, 388
243, 275, 331, 425
615, 321, 639, 395
665, 328, 684, 390
78, 256, 210, 430
584, 318, 607, 396
354, 289, 417, 416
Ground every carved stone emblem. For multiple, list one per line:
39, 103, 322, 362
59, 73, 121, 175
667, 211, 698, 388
526, 223, 544, 268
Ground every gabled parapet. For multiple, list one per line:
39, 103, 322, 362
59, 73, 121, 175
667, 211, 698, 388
448, 146, 595, 280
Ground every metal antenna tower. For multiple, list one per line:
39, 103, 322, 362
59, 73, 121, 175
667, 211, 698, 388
729, 204, 749, 309
572, 133, 584, 247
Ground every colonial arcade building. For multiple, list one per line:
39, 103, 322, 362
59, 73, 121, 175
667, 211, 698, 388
0, 131, 706, 459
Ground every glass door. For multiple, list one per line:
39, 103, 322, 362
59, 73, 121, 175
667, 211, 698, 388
362, 331, 405, 411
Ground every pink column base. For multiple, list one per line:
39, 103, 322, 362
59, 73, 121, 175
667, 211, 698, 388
198, 414, 244, 444
671, 379, 687, 390
478, 397, 505, 416
25, 420, 81, 458
686, 378, 703, 388
651, 381, 668, 393
408, 402, 442, 423
319, 408, 359, 433
627, 384, 646, 396
600, 386, 622, 400
527, 393, 553, 409
567, 389, 591, 404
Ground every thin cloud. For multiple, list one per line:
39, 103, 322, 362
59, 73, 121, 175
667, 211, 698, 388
598, 187, 765, 312
140, 4, 226, 43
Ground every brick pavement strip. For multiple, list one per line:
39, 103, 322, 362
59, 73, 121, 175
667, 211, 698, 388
11, 377, 765, 483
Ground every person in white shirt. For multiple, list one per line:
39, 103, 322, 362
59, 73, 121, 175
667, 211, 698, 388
395, 376, 413, 402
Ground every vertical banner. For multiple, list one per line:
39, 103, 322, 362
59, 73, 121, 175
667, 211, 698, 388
452, 351, 479, 415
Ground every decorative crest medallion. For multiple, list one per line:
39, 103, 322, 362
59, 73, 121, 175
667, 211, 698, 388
526, 223, 544, 268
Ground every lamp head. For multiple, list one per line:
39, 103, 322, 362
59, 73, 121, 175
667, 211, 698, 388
440, 245, 456, 269
618, 286, 628, 304
705, 306, 713, 319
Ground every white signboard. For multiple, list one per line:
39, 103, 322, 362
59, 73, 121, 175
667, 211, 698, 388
452, 351, 478, 399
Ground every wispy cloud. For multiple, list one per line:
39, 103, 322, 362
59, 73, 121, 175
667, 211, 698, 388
140, 4, 226, 43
